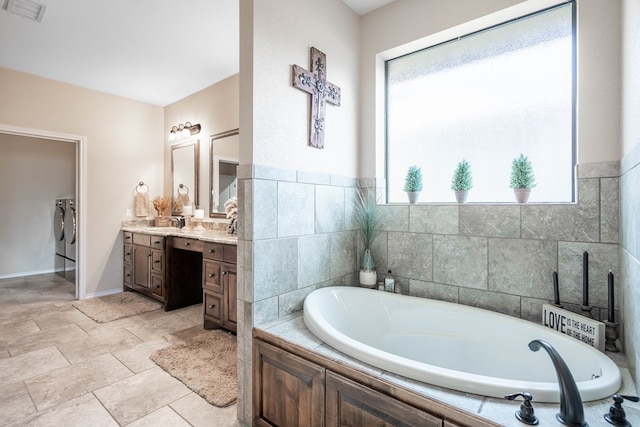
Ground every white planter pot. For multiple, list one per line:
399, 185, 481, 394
406, 191, 420, 204
513, 188, 531, 203
359, 269, 377, 288
454, 190, 469, 204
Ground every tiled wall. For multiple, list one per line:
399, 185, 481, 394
235, 164, 360, 423
235, 161, 620, 424
370, 162, 621, 324
621, 144, 640, 389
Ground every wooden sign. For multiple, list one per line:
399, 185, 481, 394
292, 47, 341, 149
542, 304, 605, 351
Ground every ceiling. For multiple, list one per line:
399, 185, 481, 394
0, 0, 393, 107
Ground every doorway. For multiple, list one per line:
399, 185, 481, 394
0, 124, 86, 299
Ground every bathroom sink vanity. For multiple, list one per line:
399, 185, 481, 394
122, 227, 237, 332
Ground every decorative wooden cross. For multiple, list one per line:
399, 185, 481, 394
292, 47, 341, 149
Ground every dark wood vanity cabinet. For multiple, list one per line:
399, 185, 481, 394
203, 242, 237, 332
253, 334, 500, 427
123, 232, 166, 303
123, 231, 237, 328
253, 339, 325, 427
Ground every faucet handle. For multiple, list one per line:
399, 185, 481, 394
505, 392, 539, 425
604, 394, 639, 427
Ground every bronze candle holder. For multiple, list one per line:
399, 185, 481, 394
604, 321, 619, 353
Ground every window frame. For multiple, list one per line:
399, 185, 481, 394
382, 0, 577, 204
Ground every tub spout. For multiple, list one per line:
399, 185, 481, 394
529, 339, 586, 427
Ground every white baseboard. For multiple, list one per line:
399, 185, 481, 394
82, 288, 122, 300
0, 268, 57, 280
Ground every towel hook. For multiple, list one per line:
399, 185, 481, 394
178, 184, 189, 194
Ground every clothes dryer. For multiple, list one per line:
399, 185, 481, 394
54, 199, 66, 258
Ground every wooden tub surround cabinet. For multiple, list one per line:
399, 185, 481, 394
252, 329, 500, 427
122, 229, 237, 332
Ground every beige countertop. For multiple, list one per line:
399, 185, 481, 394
121, 226, 238, 245
256, 312, 640, 427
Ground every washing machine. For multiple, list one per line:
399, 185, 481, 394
64, 198, 76, 262
54, 199, 66, 258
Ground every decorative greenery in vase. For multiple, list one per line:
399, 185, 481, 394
403, 165, 423, 192
354, 188, 385, 287
510, 154, 536, 203
510, 154, 536, 189
451, 160, 473, 204
151, 196, 171, 216
403, 165, 423, 204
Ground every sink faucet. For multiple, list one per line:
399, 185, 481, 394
529, 339, 587, 427
169, 216, 185, 229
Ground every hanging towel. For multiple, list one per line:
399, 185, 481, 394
135, 191, 150, 217
174, 184, 190, 213
175, 192, 190, 213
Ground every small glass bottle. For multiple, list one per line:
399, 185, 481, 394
384, 270, 395, 292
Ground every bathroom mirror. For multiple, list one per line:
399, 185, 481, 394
209, 129, 239, 218
171, 138, 199, 215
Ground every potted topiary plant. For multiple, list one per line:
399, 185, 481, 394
403, 165, 423, 204
354, 188, 385, 288
451, 159, 473, 204
510, 154, 536, 203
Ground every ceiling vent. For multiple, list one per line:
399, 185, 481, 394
5, 0, 47, 22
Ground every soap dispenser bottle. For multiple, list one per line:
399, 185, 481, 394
384, 270, 395, 292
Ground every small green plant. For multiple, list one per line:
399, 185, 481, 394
510, 154, 536, 189
451, 160, 473, 191
403, 165, 423, 192
354, 189, 385, 248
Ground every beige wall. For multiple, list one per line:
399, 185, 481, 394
0, 134, 75, 277
359, 0, 622, 178
0, 67, 164, 297
164, 74, 239, 216
242, 0, 360, 177
621, 0, 640, 157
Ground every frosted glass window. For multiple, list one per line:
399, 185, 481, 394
386, 3, 574, 203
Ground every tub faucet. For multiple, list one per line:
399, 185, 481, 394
529, 339, 587, 427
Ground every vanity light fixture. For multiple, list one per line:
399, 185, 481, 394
169, 122, 201, 141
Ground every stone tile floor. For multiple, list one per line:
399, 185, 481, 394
0, 273, 240, 427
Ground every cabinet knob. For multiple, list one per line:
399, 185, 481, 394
222, 271, 228, 276
125, 273, 131, 277
125, 252, 130, 256
154, 260, 160, 264
208, 304, 215, 309
209, 249, 215, 253
155, 285, 160, 289
184, 242, 190, 246
208, 273, 215, 278
125, 236, 131, 240
154, 240, 160, 244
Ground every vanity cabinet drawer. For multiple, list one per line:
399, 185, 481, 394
203, 242, 224, 261
204, 291, 223, 324
124, 243, 133, 263
203, 242, 237, 264
133, 233, 151, 246
123, 265, 132, 286
173, 237, 203, 252
123, 232, 133, 244
151, 274, 164, 297
151, 249, 165, 274
203, 260, 223, 293
150, 236, 165, 249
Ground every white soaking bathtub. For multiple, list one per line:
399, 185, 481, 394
302, 286, 621, 403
